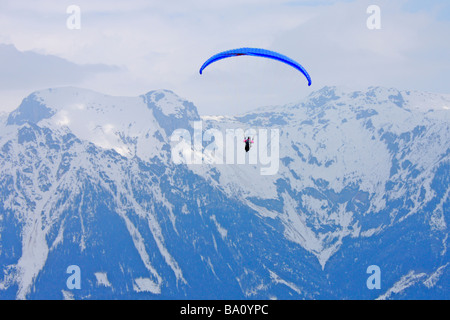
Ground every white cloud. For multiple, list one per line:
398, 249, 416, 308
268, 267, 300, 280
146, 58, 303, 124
0, 44, 118, 89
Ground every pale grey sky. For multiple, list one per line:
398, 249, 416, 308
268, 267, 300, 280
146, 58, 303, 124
0, 0, 449, 115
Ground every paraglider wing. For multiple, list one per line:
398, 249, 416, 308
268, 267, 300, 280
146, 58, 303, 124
199, 47, 312, 86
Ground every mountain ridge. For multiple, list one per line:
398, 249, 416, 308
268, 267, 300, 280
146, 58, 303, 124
0, 85, 448, 299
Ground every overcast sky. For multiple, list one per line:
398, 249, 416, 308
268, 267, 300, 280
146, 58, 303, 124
0, 0, 449, 115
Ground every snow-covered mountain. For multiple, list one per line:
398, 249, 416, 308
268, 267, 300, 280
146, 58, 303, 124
0, 86, 448, 299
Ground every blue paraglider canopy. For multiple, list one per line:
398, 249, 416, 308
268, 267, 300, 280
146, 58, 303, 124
199, 47, 311, 86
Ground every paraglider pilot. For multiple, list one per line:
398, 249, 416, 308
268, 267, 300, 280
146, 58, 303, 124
244, 137, 254, 152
